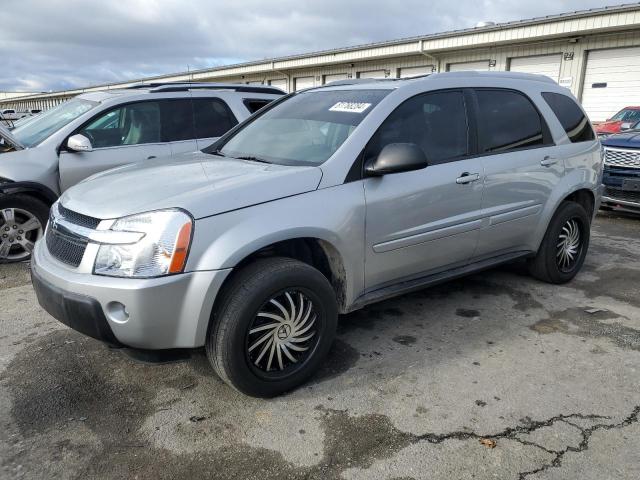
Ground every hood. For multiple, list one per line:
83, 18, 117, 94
601, 130, 640, 149
59, 152, 323, 219
0, 123, 23, 151
595, 120, 623, 134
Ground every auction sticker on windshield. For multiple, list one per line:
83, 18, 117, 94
329, 102, 372, 113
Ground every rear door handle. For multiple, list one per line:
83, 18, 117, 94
540, 156, 558, 167
456, 172, 480, 184
147, 156, 156, 160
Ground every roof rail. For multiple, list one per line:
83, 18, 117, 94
125, 82, 285, 95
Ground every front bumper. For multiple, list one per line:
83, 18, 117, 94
31, 239, 232, 349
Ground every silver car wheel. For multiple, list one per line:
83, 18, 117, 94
556, 218, 581, 272
0, 207, 43, 261
247, 290, 318, 372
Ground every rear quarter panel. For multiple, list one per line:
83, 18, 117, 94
530, 89, 602, 250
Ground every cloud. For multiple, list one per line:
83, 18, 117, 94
0, 0, 627, 91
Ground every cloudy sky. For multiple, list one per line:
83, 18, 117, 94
0, 0, 630, 92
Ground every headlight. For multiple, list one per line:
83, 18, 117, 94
94, 209, 193, 278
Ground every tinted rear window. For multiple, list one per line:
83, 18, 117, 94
542, 92, 595, 143
161, 99, 194, 142
476, 89, 548, 153
193, 98, 238, 138
243, 99, 273, 114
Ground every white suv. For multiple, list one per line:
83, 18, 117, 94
0, 83, 284, 262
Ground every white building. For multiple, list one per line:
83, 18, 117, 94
2, 3, 640, 122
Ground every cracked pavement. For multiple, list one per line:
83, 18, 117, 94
1, 211, 639, 479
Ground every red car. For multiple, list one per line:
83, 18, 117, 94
596, 106, 640, 136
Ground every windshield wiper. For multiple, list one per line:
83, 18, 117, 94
235, 155, 271, 164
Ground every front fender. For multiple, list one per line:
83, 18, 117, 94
0, 180, 58, 204
186, 183, 366, 308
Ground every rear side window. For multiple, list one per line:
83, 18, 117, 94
193, 98, 238, 138
160, 99, 195, 142
542, 92, 595, 143
243, 99, 273, 114
365, 90, 469, 166
476, 90, 547, 153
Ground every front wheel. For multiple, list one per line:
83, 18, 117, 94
206, 257, 338, 397
528, 201, 590, 284
0, 195, 48, 263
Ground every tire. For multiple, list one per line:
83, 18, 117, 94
206, 257, 338, 397
0, 194, 49, 263
528, 201, 590, 284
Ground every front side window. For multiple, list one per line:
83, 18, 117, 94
214, 89, 390, 166
80, 101, 161, 148
193, 98, 237, 138
12, 98, 97, 148
542, 92, 595, 143
364, 90, 469, 166
476, 90, 546, 153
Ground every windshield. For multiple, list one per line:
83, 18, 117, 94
213, 89, 391, 166
12, 98, 98, 147
611, 109, 640, 122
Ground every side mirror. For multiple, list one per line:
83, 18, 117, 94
67, 134, 92, 152
365, 143, 428, 177
620, 122, 633, 131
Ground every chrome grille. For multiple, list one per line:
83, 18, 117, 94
45, 204, 95, 267
604, 148, 640, 169
45, 227, 88, 267
57, 204, 101, 229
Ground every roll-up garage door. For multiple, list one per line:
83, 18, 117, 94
448, 60, 489, 72
324, 73, 348, 84
581, 47, 640, 123
294, 76, 315, 91
358, 69, 386, 79
508, 54, 562, 82
269, 78, 288, 92
399, 65, 434, 78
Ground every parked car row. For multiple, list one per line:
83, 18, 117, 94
0, 83, 284, 261
0, 108, 42, 128
9, 72, 602, 397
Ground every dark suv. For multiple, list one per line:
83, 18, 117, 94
601, 120, 640, 213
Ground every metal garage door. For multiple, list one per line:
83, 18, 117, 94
508, 54, 562, 82
581, 47, 640, 123
294, 76, 315, 91
399, 65, 434, 78
358, 70, 386, 79
448, 60, 489, 72
324, 73, 348, 84
269, 78, 288, 92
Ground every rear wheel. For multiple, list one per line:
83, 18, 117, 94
528, 201, 590, 284
0, 195, 48, 263
206, 257, 338, 397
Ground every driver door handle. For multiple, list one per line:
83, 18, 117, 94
456, 172, 480, 184
147, 155, 156, 160
540, 156, 559, 167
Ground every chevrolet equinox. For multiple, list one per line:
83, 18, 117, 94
31, 72, 603, 397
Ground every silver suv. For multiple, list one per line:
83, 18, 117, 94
31, 72, 603, 397
0, 83, 284, 262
